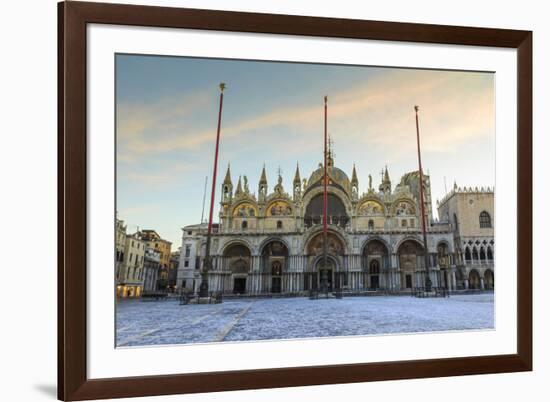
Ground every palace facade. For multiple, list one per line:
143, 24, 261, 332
177, 152, 494, 295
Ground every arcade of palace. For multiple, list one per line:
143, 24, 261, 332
177, 151, 495, 295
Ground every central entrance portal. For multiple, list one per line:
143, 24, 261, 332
233, 277, 246, 294
316, 258, 335, 292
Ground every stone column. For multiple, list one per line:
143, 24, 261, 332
480, 277, 485, 290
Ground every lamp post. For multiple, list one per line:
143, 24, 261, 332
414, 105, 432, 292
199, 83, 225, 298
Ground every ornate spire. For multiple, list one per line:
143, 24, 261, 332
293, 163, 301, 184
221, 163, 233, 204
327, 134, 335, 167
259, 164, 267, 184
235, 175, 243, 195
293, 163, 302, 201
274, 167, 284, 194
379, 165, 392, 194
351, 164, 358, 185
223, 163, 232, 185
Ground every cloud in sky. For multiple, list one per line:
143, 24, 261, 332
117, 68, 493, 164
115, 55, 494, 247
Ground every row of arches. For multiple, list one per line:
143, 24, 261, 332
467, 269, 494, 290
464, 245, 494, 262
230, 193, 419, 225
218, 235, 452, 294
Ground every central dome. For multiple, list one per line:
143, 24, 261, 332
307, 165, 351, 193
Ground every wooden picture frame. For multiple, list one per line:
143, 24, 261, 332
58, 1, 532, 400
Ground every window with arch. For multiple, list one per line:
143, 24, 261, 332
472, 247, 479, 260
479, 211, 492, 228
276, 220, 283, 229
487, 246, 494, 261
241, 221, 248, 230
453, 213, 459, 230
368, 219, 374, 230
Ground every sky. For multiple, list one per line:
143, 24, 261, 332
116, 54, 495, 249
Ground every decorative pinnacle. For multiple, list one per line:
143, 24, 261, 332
414, 105, 419, 112
219, 82, 226, 92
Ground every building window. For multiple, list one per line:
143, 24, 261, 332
185, 244, 191, 257
242, 221, 248, 230
401, 219, 407, 227
276, 220, 283, 229
465, 247, 471, 261
368, 220, 374, 230
453, 213, 459, 230
184, 260, 189, 267
410, 219, 414, 227
479, 211, 492, 228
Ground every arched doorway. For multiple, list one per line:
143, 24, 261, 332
469, 269, 481, 289
315, 257, 336, 292
306, 231, 346, 291
223, 243, 251, 294
369, 260, 380, 289
484, 269, 494, 290
398, 240, 424, 289
362, 239, 389, 290
304, 193, 349, 228
261, 240, 288, 293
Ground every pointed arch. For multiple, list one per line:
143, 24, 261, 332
465, 246, 472, 261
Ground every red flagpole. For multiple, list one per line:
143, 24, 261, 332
322, 96, 328, 295
414, 105, 432, 292
200, 83, 225, 297
324, 96, 328, 235
207, 84, 224, 236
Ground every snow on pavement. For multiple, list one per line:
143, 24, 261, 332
116, 293, 494, 347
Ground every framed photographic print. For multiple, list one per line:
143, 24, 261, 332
58, 1, 532, 400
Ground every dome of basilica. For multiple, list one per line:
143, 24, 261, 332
306, 165, 351, 194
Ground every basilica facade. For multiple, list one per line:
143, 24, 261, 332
176, 147, 491, 295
